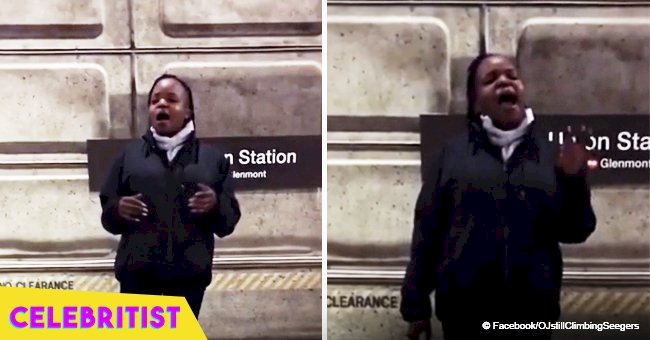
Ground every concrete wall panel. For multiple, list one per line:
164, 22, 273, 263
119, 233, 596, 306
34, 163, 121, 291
135, 53, 322, 137
517, 19, 650, 114
134, 0, 322, 48
0, 0, 129, 49
0, 55, 132, 143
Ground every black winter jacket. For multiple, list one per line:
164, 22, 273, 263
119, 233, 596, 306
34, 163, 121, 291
100, 130, 241, 287
400, 121, 596, 323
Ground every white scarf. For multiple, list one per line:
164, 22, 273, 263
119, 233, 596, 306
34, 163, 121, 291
150, 120, 195, 161
480, 108, 535, 162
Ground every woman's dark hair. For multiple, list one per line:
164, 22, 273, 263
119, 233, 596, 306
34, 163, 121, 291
466, 53, 498, 121
147, 73, 195, 121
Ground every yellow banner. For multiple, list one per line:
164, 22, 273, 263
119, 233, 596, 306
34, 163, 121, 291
0, 286, 206, 339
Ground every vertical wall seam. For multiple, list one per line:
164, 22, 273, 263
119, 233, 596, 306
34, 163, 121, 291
128, 0, 137, 137
128, 0, 135, 49
480, 3, 489, 54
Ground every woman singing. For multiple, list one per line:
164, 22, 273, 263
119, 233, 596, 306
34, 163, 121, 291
100, 74, 241, 318
401, 54, 596, 339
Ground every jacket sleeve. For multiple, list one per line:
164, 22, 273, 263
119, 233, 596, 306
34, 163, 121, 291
99, 151, 130, 235
553, 172, 597, 243
400, 148, 449, 322
201, 154, 241, 238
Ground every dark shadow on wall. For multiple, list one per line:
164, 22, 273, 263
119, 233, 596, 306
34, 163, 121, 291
0, 235, 321, 258
327, 242, 650, 268
0, 24, 103, 39
0, 238, 117, 257
162, 22, 322, 38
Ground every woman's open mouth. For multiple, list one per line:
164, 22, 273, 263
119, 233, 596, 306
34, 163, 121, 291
497, 90, 519, 108
156, 111, 171, 121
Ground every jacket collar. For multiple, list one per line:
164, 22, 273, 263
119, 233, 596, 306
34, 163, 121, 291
141, 128, 199, 163
468, 117, 540, 163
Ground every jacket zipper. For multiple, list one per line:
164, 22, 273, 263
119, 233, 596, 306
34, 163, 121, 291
504, 223, 510, 284
167, 203, 174, 266
496, 134, 528, 286
503, 159, 511, 285
164, 159, 175, 269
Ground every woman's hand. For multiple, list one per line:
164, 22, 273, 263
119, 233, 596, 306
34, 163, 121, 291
556, 125, 591, 176
118, 193, 148, 222
556, 143, 589, 175
189, 183, 217, 214
407, 320, 432, 340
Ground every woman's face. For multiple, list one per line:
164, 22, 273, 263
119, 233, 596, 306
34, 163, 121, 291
474, 56, 526, 130
149, 78, 191, 137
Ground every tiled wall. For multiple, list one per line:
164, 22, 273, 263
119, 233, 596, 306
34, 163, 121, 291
0, 1, 322, 338
327, 1, 650, 339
